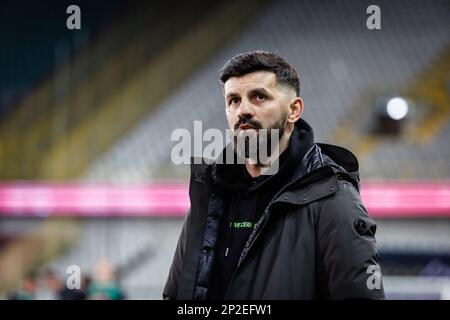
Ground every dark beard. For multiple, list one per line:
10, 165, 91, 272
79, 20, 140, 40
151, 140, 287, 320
233, 112, 287, 164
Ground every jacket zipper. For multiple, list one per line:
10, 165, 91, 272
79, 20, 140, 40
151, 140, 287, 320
223, 175, 301, 297
223, 165, 336, 298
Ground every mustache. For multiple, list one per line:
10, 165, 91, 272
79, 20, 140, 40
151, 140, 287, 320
234, 117, 262, 130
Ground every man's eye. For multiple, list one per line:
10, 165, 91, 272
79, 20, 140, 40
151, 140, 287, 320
255, 94, 266, 101
229, 97, 240, 105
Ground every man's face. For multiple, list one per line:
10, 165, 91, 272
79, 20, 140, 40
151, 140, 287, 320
223, 71, 294, 159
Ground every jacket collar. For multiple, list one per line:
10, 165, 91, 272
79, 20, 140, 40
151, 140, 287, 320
190, 119, 361, 201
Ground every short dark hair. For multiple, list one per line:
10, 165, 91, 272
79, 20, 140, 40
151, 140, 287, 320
219, 51, 300, 96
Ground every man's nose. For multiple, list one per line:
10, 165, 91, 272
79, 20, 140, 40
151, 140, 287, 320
238, 99, 255, 118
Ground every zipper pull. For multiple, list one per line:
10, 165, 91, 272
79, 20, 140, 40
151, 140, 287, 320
225, 247, 229, 257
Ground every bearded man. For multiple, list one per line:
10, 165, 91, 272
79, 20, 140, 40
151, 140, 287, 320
164, 51, 385, 300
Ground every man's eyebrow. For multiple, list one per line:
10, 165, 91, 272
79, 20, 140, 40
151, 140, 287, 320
225, 88, 272, 99
225, 92, 240, 99
248, 87, 271, 96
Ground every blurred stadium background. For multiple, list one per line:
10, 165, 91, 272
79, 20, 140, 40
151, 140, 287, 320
0, 0, 449, 299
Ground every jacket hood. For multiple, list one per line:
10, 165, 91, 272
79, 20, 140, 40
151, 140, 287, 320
210, 118, 360, 192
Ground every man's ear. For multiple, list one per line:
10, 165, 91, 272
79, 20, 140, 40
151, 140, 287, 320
287, 97, 303, 123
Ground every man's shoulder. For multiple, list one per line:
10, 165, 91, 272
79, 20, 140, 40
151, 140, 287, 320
189, 158, 214, 183
317, 176, 369, 225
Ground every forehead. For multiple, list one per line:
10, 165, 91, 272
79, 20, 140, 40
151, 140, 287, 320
223, 71, 277, 95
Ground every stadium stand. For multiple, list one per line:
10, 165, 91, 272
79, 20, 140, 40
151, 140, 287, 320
83, 0, 450, 182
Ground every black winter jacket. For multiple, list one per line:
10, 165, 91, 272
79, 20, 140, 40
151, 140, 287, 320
164, 119, 385, 300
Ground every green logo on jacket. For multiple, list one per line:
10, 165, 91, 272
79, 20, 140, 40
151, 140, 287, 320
230, 221, 256, 229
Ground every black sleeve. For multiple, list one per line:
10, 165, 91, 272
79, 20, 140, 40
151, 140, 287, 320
318, 181, 385, 299
162, 209, 191, 300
